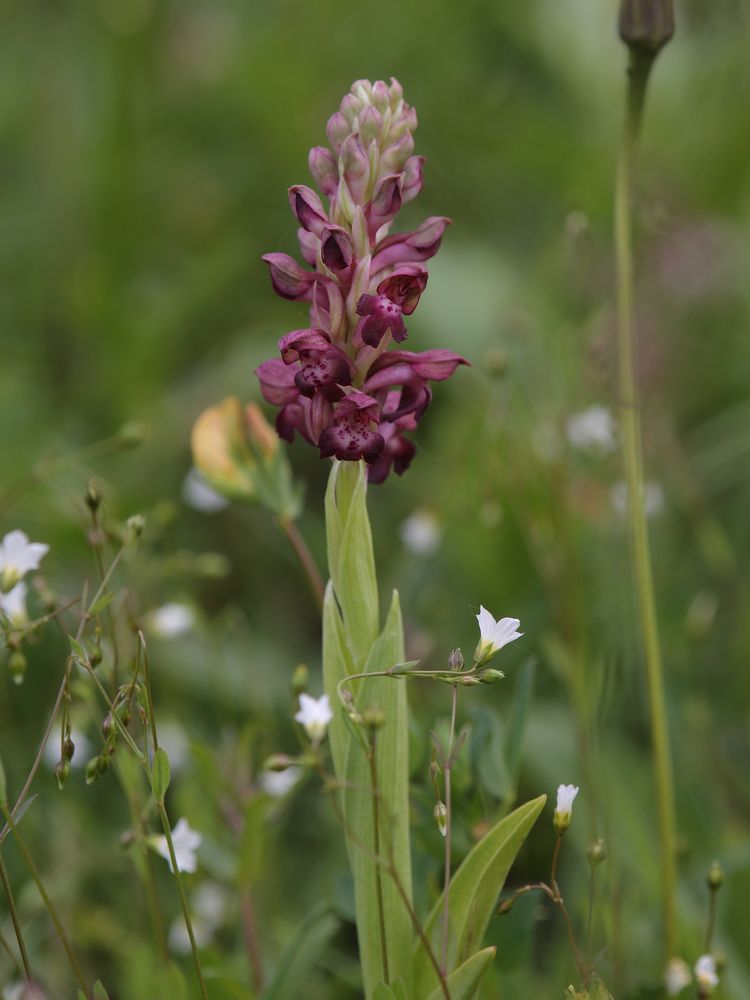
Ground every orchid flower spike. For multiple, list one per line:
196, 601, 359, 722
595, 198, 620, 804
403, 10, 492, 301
553, 783, 579, 835
152, 817, 201, 874
295, 693, 333, 745
0, 530, 48, 592
474, 606, 523, 666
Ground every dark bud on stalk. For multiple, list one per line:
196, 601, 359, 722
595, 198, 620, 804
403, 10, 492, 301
497, 898, 514, 915
90, 645, 103, 667
263, 753, 296, 772
619, 0, 675, 55
291, 663, 309, 696
63, 738, 75, 762
85, 480, 101, 513
102, 713, 114, 738
448, 648, 464, 672
587, 838, 607, 868
707, 859, 724, 891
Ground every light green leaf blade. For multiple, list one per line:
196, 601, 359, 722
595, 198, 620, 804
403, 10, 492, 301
425, 946, 496, 1000
93, 982, 111, 1000
262, 901, 339, 1000
151, 748, 171, 801
339, 591, 413, 998
413, 795, 546, 996
322, 580, 353, 780
336, 461, 379, 666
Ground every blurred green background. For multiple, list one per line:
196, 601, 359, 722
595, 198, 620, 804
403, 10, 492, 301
1, 0, 749, 997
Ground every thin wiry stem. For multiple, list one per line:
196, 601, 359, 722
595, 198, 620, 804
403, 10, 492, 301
0, 851, 32, 981
615, 45, 677, 962
278, 516, 324, 610
367, 733, 390, 985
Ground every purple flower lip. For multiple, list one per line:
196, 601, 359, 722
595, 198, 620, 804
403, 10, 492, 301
356, 293, 407, 348
289, 185, 329, 237
318, 391, 385, 463
371, 216, 451, 275
277, 329, 355, 399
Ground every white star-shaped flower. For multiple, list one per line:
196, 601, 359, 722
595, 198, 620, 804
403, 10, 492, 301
0, 582, 28, 625
566, 405, 617, 455
0, 531, 49, 592
474, 606, 523, 665
694, 955, 718, 994
553, 783, 579, 834
295, 693, 333, 744
153, 817, 201, 874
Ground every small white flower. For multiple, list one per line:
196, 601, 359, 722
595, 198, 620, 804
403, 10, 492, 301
694, 955, 719, 994
611, 480, 665, 519
0, 531, 49, 592
474, 606, 523, 665
146, 603, 195, 638
400, 509, 442, 556
553, 783, 579, 834
182, 468, 230, 514
0, 582, 28, 625
259, 767, 301, 798
665, 957, 692, 996
153, 817, 201, 874
294, 693, 333, 744
566, 406, 617, 455
433, 801, 447, 837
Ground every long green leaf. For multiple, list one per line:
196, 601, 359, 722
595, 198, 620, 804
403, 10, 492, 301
413, 795, 546, 996
425, 946, 496, 1000
335, 461, 379, 666
262, 901, 339, 1000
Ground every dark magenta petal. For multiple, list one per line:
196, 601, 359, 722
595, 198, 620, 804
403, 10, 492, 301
319, 424, 384, 462
367, 174, 403, 237
262, 253, 317, 301
294, 345, 353, 397
356, 294, 407, 348
372, 216, 451, 274
256, 359, 299, 406
376, 264, 428, 315
278, 329, 332, 364
276, 400, 311, 443
367, 425, 416, 483
297, 227, 319, 267
400, 156, 424, 205
321, 225, 354, 272
289, 185, 328, 237
382, 383, 432, 422
370, 349, 469, 382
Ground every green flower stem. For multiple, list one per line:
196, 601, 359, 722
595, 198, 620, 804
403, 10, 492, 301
0, 803, 90, 996
154, 800, 208, 1000
278, 515, 324, 611
0, 850, 32, 981
0, 928, 24, 977
615, 46, 677, 962
440, 683, 458, 976
366, 732, 390, 985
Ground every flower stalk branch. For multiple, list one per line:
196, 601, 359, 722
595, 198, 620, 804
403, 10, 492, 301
614, 35, 677, 962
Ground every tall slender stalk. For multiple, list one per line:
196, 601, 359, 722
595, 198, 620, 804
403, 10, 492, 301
440, 684, 458, 976
367, 734, 390, 985
614, 46, 677, 961
0, 851, 33, 981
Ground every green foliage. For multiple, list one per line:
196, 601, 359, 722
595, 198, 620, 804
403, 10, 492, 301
262, 902, 340, 1000
151, 747, 171, 802
323, 461, 413, 997
426, 947, 497, 1000
413, 795, 546, 997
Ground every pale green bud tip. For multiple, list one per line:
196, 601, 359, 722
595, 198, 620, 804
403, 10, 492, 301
117, 421, 151, 447
553, 783, 579, 835
478, 668, 505, 684
8, 649, 27, 684
707, 860, 724, 891
362, 706, 385, 730
587, 838, 606, 867
263, 754, 296, 772
85, 480, 102, 512
433, 801, 447, 836
291, 663, 309, 696
619, 0, 674, 55
497, 898, 514, 915
126, 514, 145, 539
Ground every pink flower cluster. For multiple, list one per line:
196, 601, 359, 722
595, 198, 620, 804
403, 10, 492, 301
256, 78, 467, 482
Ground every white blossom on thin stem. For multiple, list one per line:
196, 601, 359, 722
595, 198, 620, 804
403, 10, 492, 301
474, 606, 523, 665
694, 955, 719, 994
553, 783, 579, 835
0, 531, 48, 592
259, 767, 301, 798
153, 817, 201, 874
0, 582, 28, 625
664, 957, 692, 996
146, 603, 195, 638
295, 693, 333, 744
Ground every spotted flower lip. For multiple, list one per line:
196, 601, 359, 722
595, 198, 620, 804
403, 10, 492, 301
256, 80, 465, 481
318, 392, 384, 463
